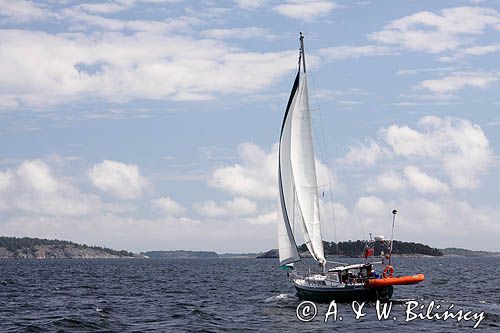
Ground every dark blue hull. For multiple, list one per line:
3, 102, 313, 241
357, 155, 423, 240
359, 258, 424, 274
295, 284, 393, 303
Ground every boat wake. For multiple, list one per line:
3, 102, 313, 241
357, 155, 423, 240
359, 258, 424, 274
264, 293, 297, 304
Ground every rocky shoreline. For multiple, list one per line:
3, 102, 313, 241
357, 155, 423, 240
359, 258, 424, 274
0, 244, 144, 259
0, 236, 144, 259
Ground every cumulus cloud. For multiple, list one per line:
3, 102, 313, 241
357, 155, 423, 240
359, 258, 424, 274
0, 28, 297, 108
338, 140, 382, 166
201, 27, 272, 40
194, 197, 257, 217
151, 196, 186, 216
62, 7, 200, 33
385, 116, 492, 189
70, 0, 184, 15
350, 195, 500, 249
340, 116, 492, 190
274, 0, 336, 21
403, 166, 449, 194
235, 0, 268, 10
355, 195, 386, 216
74, 2, 133, 14
245, 211, 276, 225
463, 44, 500, 56
208, 142, 331, 199
208, 143, 278, 199
416, 71, 500, 94
0, 160, 103, 216
88, 160, 149, 199
371, 170, 406, 192
0, 0, 54, 23
369, 7, 500, 53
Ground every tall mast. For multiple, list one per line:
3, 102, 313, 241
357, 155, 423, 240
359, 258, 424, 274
388, 209, 397, 265
299, 32, 306, 73
301, 33, 325, 272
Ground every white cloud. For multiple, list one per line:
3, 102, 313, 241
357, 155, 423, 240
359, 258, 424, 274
194, 197, 257, 217
318, 45, 394, 60
0, 209, 280, 253
72, 0, 183, 14
371, 170, 406, 192
245, 211, 276, 225
338, 140, 382, 166
385, 116, 492, 189
0, 0, 53, 23
463, 44, 500, 56
0, 160, 105, 216
201, 27, 272, 40
355, 195, 386, 216
151, 196, 186, 216
340, 116, 492, 190
0, 29, 297, 108
0, 170, 13, 192
234, 0, 267, 10
74, 1, 134, 14
62, 7, 200, 33
274, 0, 336, 21
403, 166, 449, 194
88, 160, 149, 199
209, 143, 278, 199
416, 71, 500, 94
369, 166, 449, 194
350, 195, 500, 250
209, 142, 331, 199
384, 124, 436, 157
369, 7, 500, 53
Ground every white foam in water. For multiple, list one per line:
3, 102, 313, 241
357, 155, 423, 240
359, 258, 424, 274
264, 293, 295, 303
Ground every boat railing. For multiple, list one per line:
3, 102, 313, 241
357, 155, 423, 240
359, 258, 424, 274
289, 267, 368, 288
289, 270, 338, 287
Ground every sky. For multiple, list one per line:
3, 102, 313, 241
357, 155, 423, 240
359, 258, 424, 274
0, 0, 499, 253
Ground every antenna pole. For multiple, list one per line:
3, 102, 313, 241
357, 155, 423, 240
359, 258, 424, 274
389, 209, 397, 265
299, 32, 306, 73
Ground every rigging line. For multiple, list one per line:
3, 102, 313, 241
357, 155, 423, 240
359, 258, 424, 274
305, 47, 340, 258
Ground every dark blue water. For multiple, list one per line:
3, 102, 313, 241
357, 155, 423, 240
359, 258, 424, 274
1, 257, 499, 332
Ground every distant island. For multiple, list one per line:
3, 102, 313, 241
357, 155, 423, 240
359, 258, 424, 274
0, 236, 143, 259
141, 250, 259, 259
439, 247, 500, 257
1, 236, 498, 259
257, 240, 500, 258
142, 250, 218, 259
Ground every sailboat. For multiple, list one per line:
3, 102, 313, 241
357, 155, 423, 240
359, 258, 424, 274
277, 33, 424, 303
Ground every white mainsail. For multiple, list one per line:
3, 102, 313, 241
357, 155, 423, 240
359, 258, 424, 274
277, 34, 325, 266
278, 70, 301, 266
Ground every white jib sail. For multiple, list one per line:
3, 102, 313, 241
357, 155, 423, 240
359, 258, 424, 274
290, 71, 325, 263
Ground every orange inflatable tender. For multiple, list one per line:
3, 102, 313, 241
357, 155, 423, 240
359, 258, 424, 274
365, 274, 425, 288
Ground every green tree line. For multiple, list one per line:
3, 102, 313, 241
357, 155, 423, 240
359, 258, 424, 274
0, 236, 134, 257
298, 240, 443, 257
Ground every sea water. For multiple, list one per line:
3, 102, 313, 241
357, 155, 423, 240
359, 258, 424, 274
0, 257, 499, 332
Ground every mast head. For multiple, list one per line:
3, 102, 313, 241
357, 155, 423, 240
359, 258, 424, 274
392, 209, 398, 215
298, 32, 306, 73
